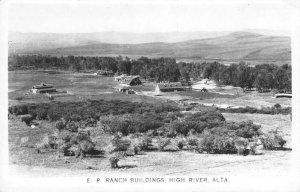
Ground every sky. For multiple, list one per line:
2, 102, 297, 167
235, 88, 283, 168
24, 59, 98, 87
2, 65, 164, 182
8, 0, 293, 33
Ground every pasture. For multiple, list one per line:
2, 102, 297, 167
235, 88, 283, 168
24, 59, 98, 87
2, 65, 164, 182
8, 71, 163, 106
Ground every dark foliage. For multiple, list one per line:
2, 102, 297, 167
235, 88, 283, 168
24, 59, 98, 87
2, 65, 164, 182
9, 99, 180, 123
9, 55, 291, 91
218, 104, 291, 115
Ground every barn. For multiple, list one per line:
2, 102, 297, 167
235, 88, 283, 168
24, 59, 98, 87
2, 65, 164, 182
95, 70, 114, 76
122, 76, 142, 86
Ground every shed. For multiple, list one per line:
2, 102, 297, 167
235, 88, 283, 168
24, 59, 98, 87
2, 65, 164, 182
155, 82, 185, 92
115, 85, 130, 93
95, 70, 114, 76
31, 83, 56, 94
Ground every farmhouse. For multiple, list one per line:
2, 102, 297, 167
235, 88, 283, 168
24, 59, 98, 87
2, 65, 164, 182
155, 82, 185, 92
31, 83, 56, 94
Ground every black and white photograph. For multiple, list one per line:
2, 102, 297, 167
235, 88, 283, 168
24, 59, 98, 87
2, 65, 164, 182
1, 0, 300, 191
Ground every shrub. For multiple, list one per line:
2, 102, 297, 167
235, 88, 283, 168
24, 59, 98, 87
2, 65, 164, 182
69, 114, 82, 122
19, 137, 29, 147
248, 139, 261, 155
109, 152, 127, 168
186, 136, 199, 147
197, 132, 237, 154
36, 109, 48, 120
21, 115, 34, 126
111, 132, 131, 152
35, 134, 52, 153
234, 137, 249, 155
177, 140, 184, 150
157, 137, 171, 151
157, 138, 179, 152
11, 105, 28, 115
55, 119, 66, 130
66, 121, 79, 132
235, 121, 262, 138
185, 111, 225, 123
274, 103, 281, 109
199, 133, 215, 153
130, 135, 152, 152
218, 105, 291, 115
261, 131, 287, 150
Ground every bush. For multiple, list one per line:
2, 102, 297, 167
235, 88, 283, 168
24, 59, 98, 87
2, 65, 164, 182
185, 111, 225, 123
10, 105, 28, 115
197, 132, 237, 154
235, 121, 262, 138
261, 131, 287, 150
274, 103, 281, 109
218, 105, 291, 115
55, 120, 66, 130
186, 136, 199, 147
157, 137, 171, 151
66, 121, 79, 132
111, 132, 131, 152
21, 115, 34, 126
132, 135, 152, 151
9, 100, 180, 123
177, 140, 184, 150
234, 137, 249, 155
36, 109, 48, 120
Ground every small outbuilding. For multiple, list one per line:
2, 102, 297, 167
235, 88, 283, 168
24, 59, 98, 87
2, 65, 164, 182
115, 85, 135, 94
31, 83, 56, 94
115, 85, 129, 93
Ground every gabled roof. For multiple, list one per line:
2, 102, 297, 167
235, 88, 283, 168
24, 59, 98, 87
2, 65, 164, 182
122, 76, 141, 85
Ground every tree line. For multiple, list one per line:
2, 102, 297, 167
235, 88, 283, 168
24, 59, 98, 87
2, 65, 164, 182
9, 55, 291, 92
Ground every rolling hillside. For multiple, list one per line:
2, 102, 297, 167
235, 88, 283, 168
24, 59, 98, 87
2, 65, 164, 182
9, 31, 291, 62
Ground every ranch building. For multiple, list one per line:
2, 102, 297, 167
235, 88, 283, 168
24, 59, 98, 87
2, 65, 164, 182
95, 70, 114, 76
115, 85, 135, 94
121, 76, 142, 86
31, 83, 57, 94
155, 82, 186, 92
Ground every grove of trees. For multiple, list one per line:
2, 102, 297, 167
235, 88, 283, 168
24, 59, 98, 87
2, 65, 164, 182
9, 55, 291, 92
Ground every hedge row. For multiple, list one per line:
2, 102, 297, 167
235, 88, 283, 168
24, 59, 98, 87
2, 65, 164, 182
218, 104, 291, 115
8, 99, 180, 122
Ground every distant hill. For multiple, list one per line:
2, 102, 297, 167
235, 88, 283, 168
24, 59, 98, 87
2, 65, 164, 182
9, 31, 291, 62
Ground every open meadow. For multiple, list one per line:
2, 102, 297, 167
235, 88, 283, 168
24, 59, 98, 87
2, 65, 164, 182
8, 71, 164, 106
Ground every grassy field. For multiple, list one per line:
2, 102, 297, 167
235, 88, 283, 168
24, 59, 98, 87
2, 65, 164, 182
8, 71, 164, 106
188, 92, 291, 108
